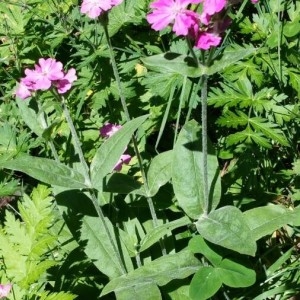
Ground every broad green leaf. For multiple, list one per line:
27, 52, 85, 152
147, 150, 173, 197
0, 155, 87, 189
189, 267, 222, 300
243, 204, 294, 241
189, 236, 256, 287
172, 120, 221, 219
90, 115, 148, 191
81, 215, 133, 279
196, 206, 257, 256
189, 236, 222, 266
142, 53, 207, 78
139, 216, 190, 252
283, 19, 300, 37
115, 283, 162, 300
208, 44, 257, 75
219, 258, 256, 287
101, 250, 201, 296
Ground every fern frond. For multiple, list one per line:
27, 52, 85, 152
0, 185, 60, 293
38, 291, 77, 300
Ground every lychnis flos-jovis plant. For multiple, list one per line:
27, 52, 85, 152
15, 58, 77, 100
147, 0, 258, 50
80, 0, 123, 19
0, 283, 12, 299
100, 123, 132, 171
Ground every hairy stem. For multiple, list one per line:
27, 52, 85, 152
201, 75, 209, 215
103, 22, 166, 255
61, 95, 127, 274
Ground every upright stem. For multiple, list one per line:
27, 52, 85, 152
60, 95, 126, 274
103, 22, 166, 255
201, 75, 209, 215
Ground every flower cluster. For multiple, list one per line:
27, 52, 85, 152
0, 283, 12, 299
147, 0, 258, 50
81, 0, 123, 19
16, 58, 77, 100
100, 123, 132, 171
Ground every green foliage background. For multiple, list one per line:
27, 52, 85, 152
1, 0, 300, 299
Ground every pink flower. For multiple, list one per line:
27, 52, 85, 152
55, 68, 77, 94
0, 283, 12, 299
114, 154, 131, 171
195, 31, 221, 49
251, 0, 258, 3
147, 0, 200, 36
16, 58, 77, 99
80, 0, 123, 19
99, 123, 132, 172
25, 58, 64, 91
100, 123, 122, 138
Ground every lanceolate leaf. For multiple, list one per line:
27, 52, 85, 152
81, 215, 133, 279
196, 206, 257, 256
0, 155, 87, 189
142, 53, 207, 77
172, 120, 221, 219
90, 115, 148, 191
101, 250, 201, 297
147, 150, 173, 197
115, 283, 162, 300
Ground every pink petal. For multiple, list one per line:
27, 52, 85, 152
195, 32, 221, 50
0, 284, 12, 298
100, 123, 122, 138
15, 81, 32, 99
113, 154, 131, 171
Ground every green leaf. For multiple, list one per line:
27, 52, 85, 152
196, 206, 257, 256
0, 155, 87, 189
248, 117, 289, 146
115, 283, 162, 300
90, 115, 148, 191
189, 267, 222, 300
101, 250, 201, 296
219, 258, 256, 287
81, 215, 133, 279
142, 53, 207, 77
16, 98, 43, 137
189, 237, 256, 287
139, 216, 190, 252
189, 236, 222, 266
172, 120, 221, 219
208, 44, 257, 75
147, 150, 173, 197
283, 19, 300, 37
243, 204, 294, 241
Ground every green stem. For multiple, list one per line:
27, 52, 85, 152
186, 37, 199, 67
201, 75, 209, 215
103, 22, 166, 255
61, 96, 91, 185
60, 95, 127, 275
